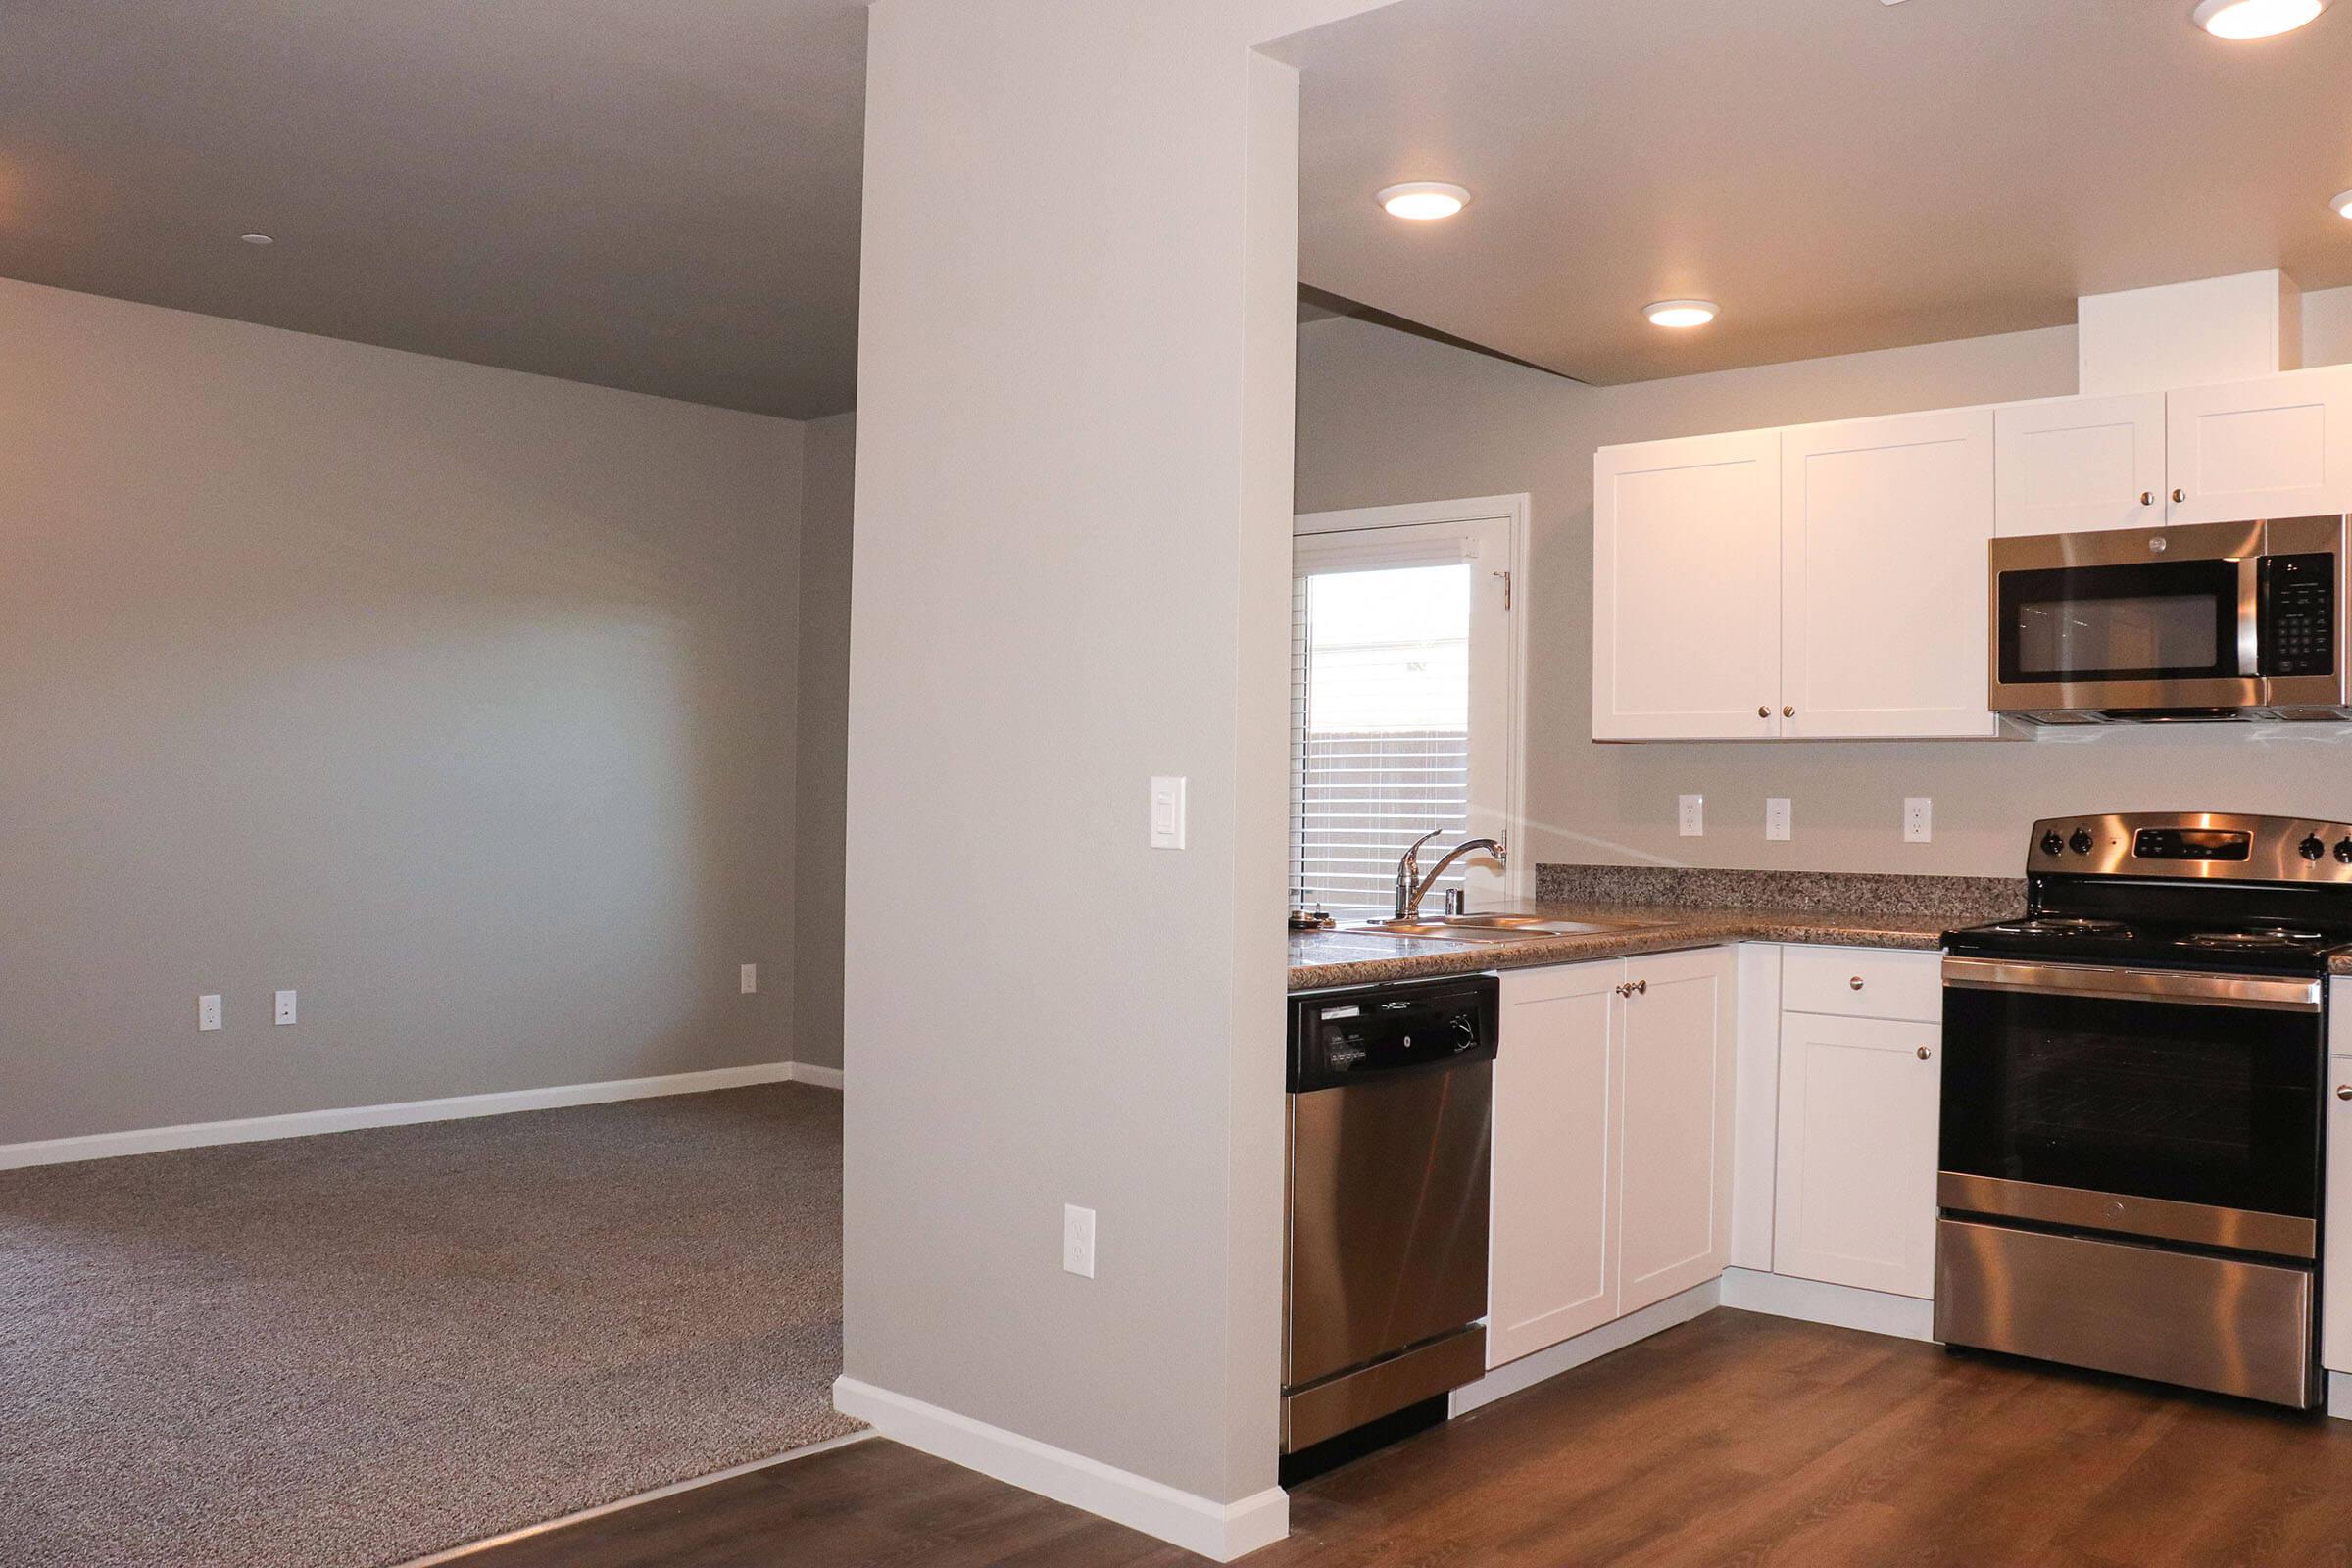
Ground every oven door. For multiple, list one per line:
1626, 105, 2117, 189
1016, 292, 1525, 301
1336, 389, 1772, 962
1988, 521, 2262, 713
1938, 958, 2324, 1258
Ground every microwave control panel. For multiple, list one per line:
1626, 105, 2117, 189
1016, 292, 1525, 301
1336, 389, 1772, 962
2259, 553, 2336, 678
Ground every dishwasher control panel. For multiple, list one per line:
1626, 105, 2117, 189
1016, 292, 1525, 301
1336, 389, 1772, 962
1288, 975, 1498, 1093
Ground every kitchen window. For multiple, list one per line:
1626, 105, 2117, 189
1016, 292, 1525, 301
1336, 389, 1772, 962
1291, 502, 1523, 916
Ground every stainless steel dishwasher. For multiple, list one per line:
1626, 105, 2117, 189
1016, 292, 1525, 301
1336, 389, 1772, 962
1283, 973, 1495, 1457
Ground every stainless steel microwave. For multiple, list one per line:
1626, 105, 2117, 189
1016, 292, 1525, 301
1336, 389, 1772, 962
1988, 515, 2350, 724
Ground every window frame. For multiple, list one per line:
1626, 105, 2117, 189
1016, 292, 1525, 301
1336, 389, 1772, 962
1291, 494, 1532, 909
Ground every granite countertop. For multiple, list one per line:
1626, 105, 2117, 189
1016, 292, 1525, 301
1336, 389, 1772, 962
1288, 865, 2027, 993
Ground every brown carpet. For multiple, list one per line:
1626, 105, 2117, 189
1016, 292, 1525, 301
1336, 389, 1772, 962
0, 1083, 858, 1568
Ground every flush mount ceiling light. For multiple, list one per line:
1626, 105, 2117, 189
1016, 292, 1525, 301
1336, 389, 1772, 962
1643, 299, 1719, 329
2333, 188, 2352, 219
239, 232, 274, 245
1376, 181, 1470, 220
2191, 0, 2328, 38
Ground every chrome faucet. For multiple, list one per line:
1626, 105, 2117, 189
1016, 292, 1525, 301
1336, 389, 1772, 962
1393, 828, 1508, 919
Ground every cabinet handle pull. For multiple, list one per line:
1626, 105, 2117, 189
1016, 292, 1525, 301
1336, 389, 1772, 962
2139, 491, 2155, 507
1783, 705, 1795, 718
1757, 706, 1770, 718
2173, 488, 2186, 504
2338, 1086, 2351, 1102
1635, 979, 1646, 994
1917, 1046, 1934, 1061
1848, 976, 1865, 990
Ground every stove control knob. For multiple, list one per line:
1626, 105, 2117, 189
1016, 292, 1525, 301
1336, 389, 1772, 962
2040, 831, 2066, 857
2334, 839, 2352, 865
2301, 835, 2328, 861
2069, 829, 2094, 855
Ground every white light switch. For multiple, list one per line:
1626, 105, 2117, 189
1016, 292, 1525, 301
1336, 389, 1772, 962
1903, 798, 1933, 844
274, 989, 297, 1026
1679, 795, 1704, 837
198, 994, 223, 1032
1150, 776, 1187, 850
740, 963, 758, 994
1063, 1203, 1097, 1279
1765, 798, 1792, 841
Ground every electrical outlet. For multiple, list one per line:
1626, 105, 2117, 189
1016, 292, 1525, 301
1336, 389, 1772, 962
1062, 1203, 1097, 1279
274, 989, 297, 1026
1903, 798, 1933, 844
198, 994, 223, 1032
1678, 794, 1704, 837
1765, 798, 1792, 841
740, 963, 758, 994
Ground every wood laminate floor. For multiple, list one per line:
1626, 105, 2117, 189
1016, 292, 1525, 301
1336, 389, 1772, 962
460, 1308, 2352, 1567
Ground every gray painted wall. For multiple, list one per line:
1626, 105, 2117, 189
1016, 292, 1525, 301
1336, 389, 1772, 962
793, 413, 855, 1072
2, 277, 806, 1145
1294, 288, 2352, 881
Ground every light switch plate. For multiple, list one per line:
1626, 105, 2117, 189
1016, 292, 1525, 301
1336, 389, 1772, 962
198, 994, 223, 1032
1150, 776, 1187, 850
1903, 798, 1933, 843
1678, 795, 1704, 837
274, 989, 297, 1026
1765, 798, 1792, 841
740, 963, 758, 994
1062, 1203, 1097, 1279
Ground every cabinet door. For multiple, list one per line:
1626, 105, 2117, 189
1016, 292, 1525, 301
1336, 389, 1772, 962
1488, 962, 1620, 1367
1773, 1012, 1941, 1298
1780, 409, 1999, 739
1994, 393, 2167, 536
1616, 947, 1738, 1316
2327, 1058, 2352, 1374
2166, 367, 2352, 525
1593, 430, 1782, 740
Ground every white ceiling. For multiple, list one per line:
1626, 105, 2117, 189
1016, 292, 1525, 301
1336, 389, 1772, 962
1283, 0, 2352, 384
0, 0, 868, 418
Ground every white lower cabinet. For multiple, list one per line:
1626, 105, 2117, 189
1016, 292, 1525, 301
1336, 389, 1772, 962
2326, 1031, 2352, 1372
1488, 947, 1736, 1368
1772, 1010, 1942, 1299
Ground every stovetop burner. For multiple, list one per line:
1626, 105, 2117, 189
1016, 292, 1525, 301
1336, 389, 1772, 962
1984, 916, 2132, 937
2178, 927, 2328, 950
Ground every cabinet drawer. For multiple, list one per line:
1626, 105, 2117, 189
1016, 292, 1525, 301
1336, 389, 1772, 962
1781, 945, 1942, 1023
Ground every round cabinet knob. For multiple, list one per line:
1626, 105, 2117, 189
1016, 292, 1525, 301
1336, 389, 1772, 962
1917, 1046, 1934, 1061
1634, 979, 1647, 995
2338, 1086, 2352, 1102
1848, 976, 1865, 991
1758, 706, 1770, 718
2070, 828, 2095, 855
2301, 836, 2328, 862
2173, 488, 2187, 503
2040, 830, 2066, 856
1783, 706, 1795, 718
2139, 491, 2155, 507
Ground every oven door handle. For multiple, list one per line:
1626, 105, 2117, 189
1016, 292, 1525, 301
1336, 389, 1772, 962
1942, 956, 2323, 1013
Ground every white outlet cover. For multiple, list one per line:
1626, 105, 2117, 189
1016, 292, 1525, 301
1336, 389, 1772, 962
740, 962, 758, 994
1679, 794, 1704, 837
274, 989, 297, 1026
1062, 1203, 1097, 1279
198, 994, 223, 1032
1765, 798, 1792, 841
1904, 798, 1933, 843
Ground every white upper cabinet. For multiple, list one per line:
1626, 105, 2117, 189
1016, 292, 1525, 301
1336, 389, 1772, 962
1615, 947, 1738, 1316
1993, 393, 2167, 537
1780, 409, 1999, 739
2166, 366, 2352, 525
1592, 430, 1783, 740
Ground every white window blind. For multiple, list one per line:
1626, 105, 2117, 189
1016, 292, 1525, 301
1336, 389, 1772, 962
1291, 526, 1494, 915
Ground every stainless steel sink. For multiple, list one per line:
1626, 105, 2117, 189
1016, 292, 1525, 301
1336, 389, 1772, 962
1348, 913, 1664, 944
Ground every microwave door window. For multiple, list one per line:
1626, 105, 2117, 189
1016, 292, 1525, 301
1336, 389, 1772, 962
2014, 595, 2220, 677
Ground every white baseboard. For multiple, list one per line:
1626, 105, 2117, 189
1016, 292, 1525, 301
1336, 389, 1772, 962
2328, 1371, 2352, 1421
1717, 1267, 1936, 1342
0, 1060, 804, 1170
788, 1061, 845, 1090
1450, 1280, 1719, 1418
832, 1376, 1286, 1562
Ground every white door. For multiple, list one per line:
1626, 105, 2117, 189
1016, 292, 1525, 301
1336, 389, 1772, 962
1780, 409, 1999, 739
1592, 430, 1782, 740
1616, 947, 1738, 1316
2165, 367, 2352, 525
1773, 1011, 1941, 1298
1290, 514, 1516, 914
1994, 393, 2168, 536
1488, 961, 1620, 1367
2326, 1054, 2352, 1373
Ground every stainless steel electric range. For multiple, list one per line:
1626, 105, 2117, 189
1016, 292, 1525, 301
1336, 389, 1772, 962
1936, 811, 2352, 1408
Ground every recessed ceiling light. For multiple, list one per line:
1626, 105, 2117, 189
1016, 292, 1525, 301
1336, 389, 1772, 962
1377, 182, 1470, 220
240, 232, 275, 245
1644, 299, 1719, 329
2191, 0, 2328, 39
2333, 189, 2352, 219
